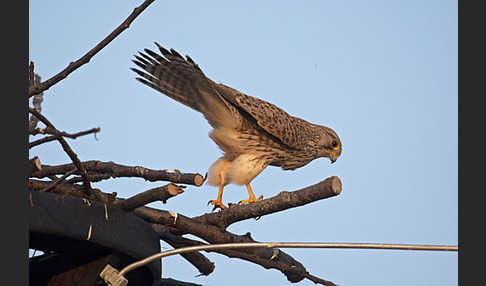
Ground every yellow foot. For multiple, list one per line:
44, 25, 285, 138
239, 195, 263, 205
208, 199, 227, 211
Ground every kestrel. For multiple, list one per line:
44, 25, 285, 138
131, 43, 342, 210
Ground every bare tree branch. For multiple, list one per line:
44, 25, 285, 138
31, 160, 205, 186
28, 179, 115, 204
133, 206, 325, 284
28, 108, 93, 197
40, 168, 78, 192
29, 126, 54, 136
67, 172, 113, 184
193, 176, 342, 229
29, 157, 42, 177
29, 61, 34, 88
152, 224, 215, 277
28, 175, 338, 284
156, 278, 203, 286
115, 184, 185, 211
29, 127, 101, 148
304, 273, 338, 286
29, 73, 43, 131
28, 0, 155, 97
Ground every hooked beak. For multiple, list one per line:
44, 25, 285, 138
329, 152, 339, 164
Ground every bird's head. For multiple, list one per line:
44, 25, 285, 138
312, 125, 342, 164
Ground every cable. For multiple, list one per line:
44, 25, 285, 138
117, 242, 458, 277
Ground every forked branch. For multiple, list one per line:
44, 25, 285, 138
29, 108, 93, 197
29, 127, 100, 148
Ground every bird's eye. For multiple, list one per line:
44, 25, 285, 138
331, 140, 339, 150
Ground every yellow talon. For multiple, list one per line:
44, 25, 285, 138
239, 184, 263, 204
208, 182, 227, 211
208, 199, 227, 210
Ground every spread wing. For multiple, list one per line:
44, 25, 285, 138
213, 83, 316, 150
131, 43, 238, 129
132, 44, 316, 150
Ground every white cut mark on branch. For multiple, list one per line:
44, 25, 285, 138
104, 204, 109, 221
270, 248, 279, 260
87, 224, 93, 240
169, 211, 178, 225
82, 198, 91, 206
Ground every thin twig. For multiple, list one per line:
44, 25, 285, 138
152, 224, 215, 276
28, 0, 156, 97
158, 278, 203, 286
29, 126, 53, 136
29, 61, 34, 88
29, 74, 43, 131
28, 108, 92, 197
29, 127, 101, 148
40, 168, 78, 192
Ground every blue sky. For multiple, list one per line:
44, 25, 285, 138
29, 1, 457, 285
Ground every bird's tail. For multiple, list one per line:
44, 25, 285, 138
131, 43, 231, 127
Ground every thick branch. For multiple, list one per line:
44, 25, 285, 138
67, 172, 112, 184
193, 176, 342, 229
151, 224, 336, 285
28, 172, 336, 284
28, 0, 155, 97
28, 179, 115, 204
31, 160, 205, 186
134, 207, 329, 284
152, 224, 215, 276
29, 127, 100, 148
29, 157, 42, 177
115, 184, 185, 211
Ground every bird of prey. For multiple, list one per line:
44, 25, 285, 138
131, 43, 342, 210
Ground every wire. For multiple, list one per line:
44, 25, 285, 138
118, 242, 458, 277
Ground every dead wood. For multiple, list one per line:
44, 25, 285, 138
29, 157, 42, 177
28, 179, 115, 204
29, 108, 93, 197
31, 160, 205, 186
39, 168, 78, 192
115, 184, 185, 211
133, 206, 331, 284
28, 0, 155, 97
29, 127, 100, 148
152, 224, 215, 276
28, 174, 339, 285
29, 72, 43, 131
193, 176, 342, 229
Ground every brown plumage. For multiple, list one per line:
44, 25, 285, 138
131, 43, 342, 210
